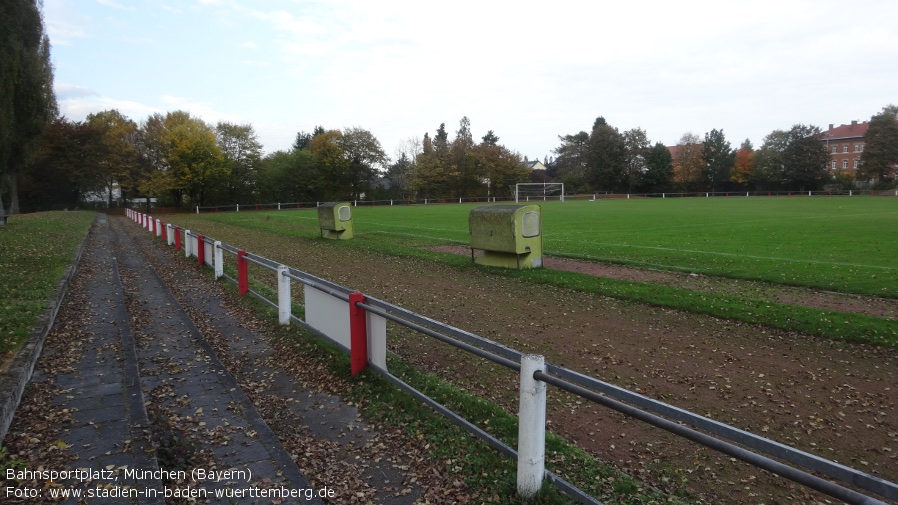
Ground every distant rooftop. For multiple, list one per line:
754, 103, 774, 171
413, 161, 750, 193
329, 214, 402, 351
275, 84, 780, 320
823, 120, 868, 140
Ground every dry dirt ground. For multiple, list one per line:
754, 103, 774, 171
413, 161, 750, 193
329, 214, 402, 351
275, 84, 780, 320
187, 220, 894, 505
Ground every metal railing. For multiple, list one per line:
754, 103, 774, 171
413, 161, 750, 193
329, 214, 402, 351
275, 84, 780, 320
127, 208, 897, 504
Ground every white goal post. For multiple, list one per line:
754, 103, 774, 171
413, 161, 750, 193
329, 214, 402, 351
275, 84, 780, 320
514, 183, 565, 203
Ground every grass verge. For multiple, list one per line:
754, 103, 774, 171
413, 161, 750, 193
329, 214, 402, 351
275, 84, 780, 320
0, 211, 95, 357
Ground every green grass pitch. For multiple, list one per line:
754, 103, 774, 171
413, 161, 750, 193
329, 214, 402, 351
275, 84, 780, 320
203, 196, 898, 298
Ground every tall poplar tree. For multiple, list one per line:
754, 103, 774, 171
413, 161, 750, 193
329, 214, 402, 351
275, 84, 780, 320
0, 0, 57, 215
702, 129, 734, 192
858, 105, 898, 183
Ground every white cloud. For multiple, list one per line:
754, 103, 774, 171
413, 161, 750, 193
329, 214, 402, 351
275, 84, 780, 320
55, 83, 99, 100
159, 95, 242, 125
96, 0, 135, 11
58, 94, 157, 123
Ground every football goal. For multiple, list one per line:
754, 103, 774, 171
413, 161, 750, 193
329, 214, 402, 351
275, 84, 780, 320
514, 183, 565, 203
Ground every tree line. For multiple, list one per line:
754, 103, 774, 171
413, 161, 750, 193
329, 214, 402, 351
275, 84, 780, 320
3, 1, 897, 214
550, 110, 898, 196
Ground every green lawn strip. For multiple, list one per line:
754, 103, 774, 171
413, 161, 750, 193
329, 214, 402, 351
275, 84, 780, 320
0, 211, 95, 356
497, 267, 898, 347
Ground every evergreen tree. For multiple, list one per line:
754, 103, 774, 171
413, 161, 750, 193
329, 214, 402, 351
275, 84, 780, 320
642, 142, 674, 193
0, 0, 57, 214
292, 131, 313, 151
586, 121, 627, 192
858, 105, 898, 183
781, 124, 829, 191
702, 129, 734, 191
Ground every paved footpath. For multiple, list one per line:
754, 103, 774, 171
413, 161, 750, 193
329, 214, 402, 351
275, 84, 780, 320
14, 215, 324, 504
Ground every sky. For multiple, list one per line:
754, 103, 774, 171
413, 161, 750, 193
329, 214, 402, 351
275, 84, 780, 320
44, 0, 898, 164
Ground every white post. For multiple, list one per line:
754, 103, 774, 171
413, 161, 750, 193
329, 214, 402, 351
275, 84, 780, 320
167, 224, 174, 246
196, 206, 199, 214
517, 354, 546, 499
214, 241, 223, 279
236, 203, 240, 212
277, 265, 291, 325
155, 219, 162, 237
184, 230, 191, 258
849, 190, 853, 196
278, 202, 281, 210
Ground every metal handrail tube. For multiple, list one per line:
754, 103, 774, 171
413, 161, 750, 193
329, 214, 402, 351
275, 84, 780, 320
533, 370, 887, 505
243, 253, 277, 271
356, 302, 520, 372
283, 271, 350, 303
286, 267, 352, 296
246, 288, 279, 311
362, 296, 523, 364
370, 366, 517, 459
218, 242, 241, 255
543, 364, 897, 500
370, 365, 601, 504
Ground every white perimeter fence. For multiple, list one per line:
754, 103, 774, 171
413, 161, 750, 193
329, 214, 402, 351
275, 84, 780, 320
126, 208, 897, 505
181, 190, 898, 214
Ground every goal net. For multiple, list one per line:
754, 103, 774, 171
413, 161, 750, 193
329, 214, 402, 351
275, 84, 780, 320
514, 183, 565, 203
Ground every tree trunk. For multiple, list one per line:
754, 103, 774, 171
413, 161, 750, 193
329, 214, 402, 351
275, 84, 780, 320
4, 172, 20, 214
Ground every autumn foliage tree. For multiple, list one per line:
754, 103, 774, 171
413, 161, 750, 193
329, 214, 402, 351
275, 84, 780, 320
673, 132, 704, 191
86, 109, 139, 206
730, 139, 754, 187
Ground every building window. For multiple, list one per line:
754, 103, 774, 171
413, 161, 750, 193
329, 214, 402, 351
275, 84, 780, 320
843, 159, 849, 169
832, 160, 837, 170
843, 144, 849, 153
856, 143, 864, 152
832, 145, 838, 154
854, 158, 860, 169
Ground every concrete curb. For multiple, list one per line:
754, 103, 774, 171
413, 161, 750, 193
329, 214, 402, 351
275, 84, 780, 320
0, 214, 95, 443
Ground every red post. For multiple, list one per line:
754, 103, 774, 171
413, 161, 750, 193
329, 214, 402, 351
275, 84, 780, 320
161, 221, 167, 242
197, 234, 205, 266
174, 226, 181, 251
237, 251, 248, 296
349, 291, 368, 376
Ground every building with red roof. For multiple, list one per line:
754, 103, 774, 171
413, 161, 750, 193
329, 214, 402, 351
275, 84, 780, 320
821, 120, 868, 178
